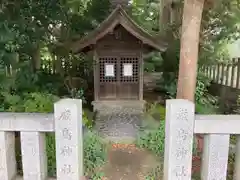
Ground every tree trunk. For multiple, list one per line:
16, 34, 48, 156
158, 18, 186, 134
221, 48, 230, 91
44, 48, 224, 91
176, 0, 205, 102
159, 0, 171, 34
32, 46, 41, 71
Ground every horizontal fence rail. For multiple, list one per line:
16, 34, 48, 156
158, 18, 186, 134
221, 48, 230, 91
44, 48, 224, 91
201, 58, 240, 89
0, 99, 83, 180
164, 99, 240, 180
1, 98, 240, 180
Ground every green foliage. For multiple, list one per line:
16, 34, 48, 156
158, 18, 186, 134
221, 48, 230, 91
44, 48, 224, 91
146, 102, 166, 121
144, 52, 164, 72
136, 121, 165, 155
83, 109, 94, 128
0, 92, 59, 112
23, 93, 60, 113
69, 88, 86, 103
145, 165, 163, 180
131, 0, 160, 33
83, 131, 107, 177
234, 95, 240, 114
46, 133, 57, 176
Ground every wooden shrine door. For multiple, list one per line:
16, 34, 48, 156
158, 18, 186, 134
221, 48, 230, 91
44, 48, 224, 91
98, 56, 140, 100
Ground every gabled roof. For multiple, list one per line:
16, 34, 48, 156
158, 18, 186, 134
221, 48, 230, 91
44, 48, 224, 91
70, 5, 167, 53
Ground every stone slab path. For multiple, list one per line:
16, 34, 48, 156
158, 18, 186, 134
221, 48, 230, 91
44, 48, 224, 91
95, 110, 143, 143
100, 144, 160, 180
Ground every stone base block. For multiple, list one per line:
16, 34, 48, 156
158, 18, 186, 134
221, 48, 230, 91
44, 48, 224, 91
92, 100, 146, 115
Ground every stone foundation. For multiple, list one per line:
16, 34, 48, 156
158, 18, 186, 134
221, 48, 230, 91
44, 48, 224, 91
92, 100, 146, 142
92, 100, 146, 115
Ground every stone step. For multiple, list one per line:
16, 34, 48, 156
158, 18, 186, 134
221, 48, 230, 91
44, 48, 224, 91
92, 100, 146, 115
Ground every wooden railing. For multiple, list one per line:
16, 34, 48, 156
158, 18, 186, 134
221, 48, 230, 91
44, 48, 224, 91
0, 99, 83, 180
164, 99, 240, 180
201, 58, 240, 89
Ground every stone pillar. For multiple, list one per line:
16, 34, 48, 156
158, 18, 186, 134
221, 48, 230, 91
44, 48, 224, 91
0, 132, 17, 180
54, 99, 83, 180
234, 136, 240, 180
163, 99, 195, 180
201, 134, 230, 180
21, 132, 47, 180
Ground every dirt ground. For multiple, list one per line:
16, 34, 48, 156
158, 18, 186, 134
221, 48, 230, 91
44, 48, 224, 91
100, 144, 160, 180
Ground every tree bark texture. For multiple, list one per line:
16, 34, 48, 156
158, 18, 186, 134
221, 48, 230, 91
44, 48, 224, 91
32, 46, 41, 71
176, 0, 205, 102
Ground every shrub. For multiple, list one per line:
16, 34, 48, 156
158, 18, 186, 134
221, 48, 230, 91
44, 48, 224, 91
234, 95, 240, 114
83, 131, 107, 177
22, 92, 60, 113
136, 121, 165, 155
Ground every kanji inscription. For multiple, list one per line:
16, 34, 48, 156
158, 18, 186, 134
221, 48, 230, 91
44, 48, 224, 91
164, 100, 194, 180
54, 99, 83, 179
59, 109, 71, 121
62, 128, 72, 140
60, 146, 72, 156
60, 164, 72, 174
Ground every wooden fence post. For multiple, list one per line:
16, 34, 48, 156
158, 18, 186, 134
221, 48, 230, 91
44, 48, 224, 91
54, 99, 84, 180
236, 58, 240, 89
231, 58, 236, 87
163, 99, 195, 180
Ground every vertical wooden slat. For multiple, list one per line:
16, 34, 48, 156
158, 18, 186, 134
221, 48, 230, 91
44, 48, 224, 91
201, 134, 229, 180
21, 132, 47, 180
225, 64, 230, 86
207, 66, 210, 78
221, 64, 225, 85
210, 66, 214, 79
234, 135, 240, 180
0, 132, 17, 180
236, 58, 240, 89
54, 99, 83, 180
216, 64, 220, 84
213, 65, 216, 82
163, 99, 195, 180
223, 64, 227, 85
231, 58, 236, 87
233, 58, 238, 88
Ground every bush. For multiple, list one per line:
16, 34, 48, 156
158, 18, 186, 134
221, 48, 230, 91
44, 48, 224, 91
234, 95, 240, 114
43, 131, 107, 178
83, 131, 107, 177
136, 121, 165, 155
145, 102, 166, 121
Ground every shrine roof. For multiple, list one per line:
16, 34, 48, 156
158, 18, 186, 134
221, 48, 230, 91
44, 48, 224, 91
68, 5, 167, 53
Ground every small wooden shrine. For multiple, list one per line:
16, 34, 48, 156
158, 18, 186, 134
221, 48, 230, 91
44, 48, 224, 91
70, 2, 167, 109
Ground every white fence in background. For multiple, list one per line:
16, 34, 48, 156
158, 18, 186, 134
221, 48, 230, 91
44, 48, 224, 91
201, 58, 240, 89
164, 99, 240, 180
0, 99, 83, 180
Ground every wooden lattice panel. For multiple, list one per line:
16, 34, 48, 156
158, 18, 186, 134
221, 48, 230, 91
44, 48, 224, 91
99, 57, 117, 82
120, 57, 139, 83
